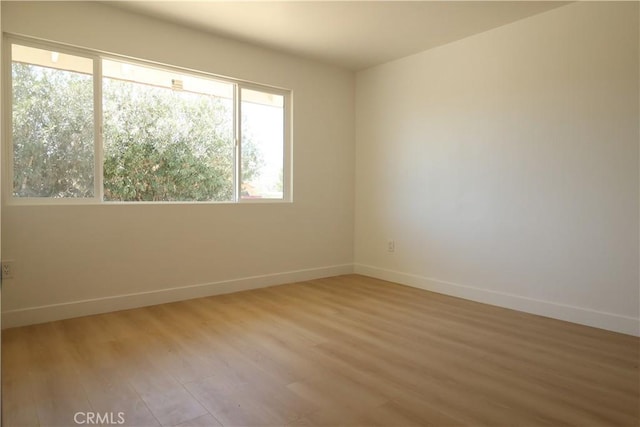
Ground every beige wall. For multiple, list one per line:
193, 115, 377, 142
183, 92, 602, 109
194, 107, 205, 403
355, 2, 639, 335
1, 1, 355, 326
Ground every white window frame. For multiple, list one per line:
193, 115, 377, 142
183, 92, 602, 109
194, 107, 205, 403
2, 35, 292, 205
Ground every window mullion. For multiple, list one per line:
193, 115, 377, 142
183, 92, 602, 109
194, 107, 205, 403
94, 57, 103, 202
3, 39, 13, 204
235, 83, 241, 203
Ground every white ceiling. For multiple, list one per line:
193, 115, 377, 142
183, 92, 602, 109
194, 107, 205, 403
108, 1, 569, 71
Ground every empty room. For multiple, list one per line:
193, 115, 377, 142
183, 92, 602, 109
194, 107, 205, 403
0, 1, 638, 426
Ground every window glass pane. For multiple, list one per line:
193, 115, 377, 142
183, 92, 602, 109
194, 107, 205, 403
241, 88, 284, 200
102, 59, 234, 202
11, 44, 94, 198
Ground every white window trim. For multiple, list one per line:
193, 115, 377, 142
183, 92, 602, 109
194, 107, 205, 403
2, 34, 293, 205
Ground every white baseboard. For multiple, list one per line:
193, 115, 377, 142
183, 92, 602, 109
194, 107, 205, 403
1, 264, 354, 329
354, 264, 640, 337
5, 262, 638, 337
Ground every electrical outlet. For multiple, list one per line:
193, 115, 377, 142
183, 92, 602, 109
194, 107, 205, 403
1, 261, 14, 280
387, 240, 395, 253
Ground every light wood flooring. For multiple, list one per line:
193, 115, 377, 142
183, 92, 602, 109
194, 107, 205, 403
2, 274, 639, 426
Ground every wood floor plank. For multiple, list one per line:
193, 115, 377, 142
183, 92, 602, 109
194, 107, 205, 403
139, 386, 209, 427
176, 413, 223, 427
3, 274, 638, 426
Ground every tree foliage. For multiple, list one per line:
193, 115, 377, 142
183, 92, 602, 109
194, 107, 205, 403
12, 63, 263, 201
12, 63, 94, 197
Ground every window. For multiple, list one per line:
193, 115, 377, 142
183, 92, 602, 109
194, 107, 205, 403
102, 59, 235, 202
11, 44, 95, 198
241, 88, 285, 199
6, 37, 291, 203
